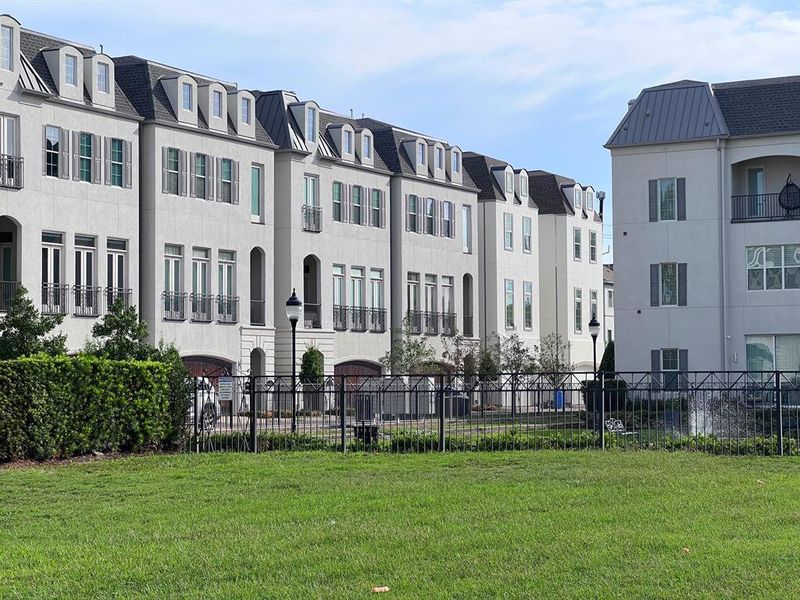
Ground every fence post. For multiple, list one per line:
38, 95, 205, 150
438, 378, 445, 452
511, 374, 517, 421
249, 374, 257, 454
193, 377, 199, 454
600, 371, 605, 450
776, 370, 783, 457
339, 374, 346, 453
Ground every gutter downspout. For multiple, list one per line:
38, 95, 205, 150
481, 200, 487, 348
717, 138, 728, 370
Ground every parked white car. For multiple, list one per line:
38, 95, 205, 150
188, 377, 221, 431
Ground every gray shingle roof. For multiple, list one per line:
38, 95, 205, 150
462, 152, 507, 201
607, 75, 800, 148
114, 56, 273, 145
19, 29, 139, 118
528, 170, 576, 215
318, 111, 391, 171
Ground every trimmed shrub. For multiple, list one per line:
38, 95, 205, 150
0, 356, 178, 462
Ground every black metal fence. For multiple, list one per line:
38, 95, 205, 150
189, 371, 800, 456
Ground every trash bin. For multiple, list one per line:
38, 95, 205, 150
553, 389, 565, 409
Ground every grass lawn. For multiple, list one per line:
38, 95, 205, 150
1, 451, 799, 599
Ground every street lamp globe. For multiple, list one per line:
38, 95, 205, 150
588, 316, 600, 340
285, 288, 302, 324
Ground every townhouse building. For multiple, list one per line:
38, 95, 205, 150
1, 16, 140, 350
603, 264, 614, 344
607, 77, 800, 375
462, 152, 539, 348
530, 170, 605, 370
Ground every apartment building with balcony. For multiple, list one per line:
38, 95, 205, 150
254, 92, 393, 376
353, 118, 481, 366
114, 56, 277, 377
462, 152, 539, 348
530, 170, 605, 370
607, 77, 800, 374
0, 16, 140, 349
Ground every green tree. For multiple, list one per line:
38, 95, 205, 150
535, 333, 574, 388
441, 331, 479, 373
84, 299, 151, 360
0, 285, 66, 359
497, 332, 537, 373
380, 318, 438, 374
299, 346, 325, 384
599, 340, 615, 373
477, 344, 500, 382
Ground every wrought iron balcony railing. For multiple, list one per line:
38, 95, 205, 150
162, 291, 187, 321
350, 306, 367, 332
105, 287, 131, 311
0, 155, 23, 190
424, 311, 440, 335
42, 283, 69, 315
302, 205, 322, 232
1, 281, 19, 312
72, 285, 101, 317
190, 293, 214, 322
407, 310, 423, 334
441, 312, 456, 336
731, 193, 800, 223
217, 295, 238, 323
333, 304, 348, 331
369, 308, 387, 333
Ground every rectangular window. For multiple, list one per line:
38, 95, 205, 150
425, 198, 436, 235
407, 272, 420, 313
79, 132, 92, 182
462, 205, 472, 254
520, 175, 528, 198
590, 289, 598, 320
608, 289, 614, 308
424, 274, 437, 313
573, 227, 582, 260
333, 265, 345, 307
351, 186, 362, 224
182, 82, 193, 110
661, 348, 679, 372
251, 164, 263, 222
523, 281, 533, 330
306, 107, 316, 142
747, 245, 800, 291
441, 276, 454, 315
746, 335, 800, 373
45, 126, 61, 177
164, 244, 183, 295
522, 216, 532, 253
590, 230, 598, 263
332, 182, 343, 222
110, 139, 123, 187
504, 279, 514, 329
166, 148, 179, 194
0, 25, 12, 71
451, 150, 460, 173
97, 63, 110, 93
194, 154, 207, 199
350, 267, 364, 308
220, 158, 233, 202
575, 189, 582, 211
65, 54, 77, 86
212, 90, 223, 118
659, 178, 676, 221
505, 171, 513, 194
417, 142, 426, 165
362, 133, 372, 159
343, 129, 352, 154
370, 189, 382, 227
660, 263, 678, 305
504, 212, 513, 250
441, 201, 453, 237
241, 97, 251, 124
191, 248, 210, 319
304, 174, 318, 207
218, 250, 236, 297
574, 288, 583, 333
436, 147, 444, 170
407, 195, 418, 233
74, 236, 96, 305
106, 238, 127, 297
41, 233, 64, 313
370, 269, 384, 309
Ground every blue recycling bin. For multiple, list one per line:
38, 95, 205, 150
553, 389, 565, 409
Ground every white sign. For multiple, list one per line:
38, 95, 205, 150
218, 377, 234, 403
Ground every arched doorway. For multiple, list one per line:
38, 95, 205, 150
334, 360, 382, 379
249, 247, 265, 325
250, 347, 266, 376
462, 273, 473, 336
0, 216, 20, 312
303, 254, 321, 328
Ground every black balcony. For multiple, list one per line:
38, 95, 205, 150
1, 281, 20, 312
333, 304, 348, 331
0, 155, 23, 190
217, 295, 238, 323
407, 310, 423, 334
304, 303, 322, 329
190, 294, 214, 322
369, 308, 386, 333
441, 312, 456, 336
72, 285, 101, 317
105, 287, 131, 311
351, 307, 367, 332
732, 193, 800, 223
42, 283, 69, 315
162, 291, 187, 321
424, 311, 440, 335
250, 299, 265, 326
302, 205, 322, 232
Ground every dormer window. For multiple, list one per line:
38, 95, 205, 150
212, 90, 223, 118
362, 133, 372, 159
505, 171, 513, 194
451, 150, 460, 174
575, 188, 583, 210
344, 129, 353, 154
241, 97, 251, 124
97, 63, 110, 93
306, 107, 317, 142
1, 25, 12, 71
436, 147, 444, 170
417, 142, 426, 165
182, 82, 193, 110
520, 176, 528, 198
65, 54, 78, 86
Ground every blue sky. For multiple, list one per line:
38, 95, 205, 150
7, 1, 800, 261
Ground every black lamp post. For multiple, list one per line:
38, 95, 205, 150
285, 288, 302, 434
588, 316, 601, 432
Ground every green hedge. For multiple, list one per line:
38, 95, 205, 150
0, 356, 185, 462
